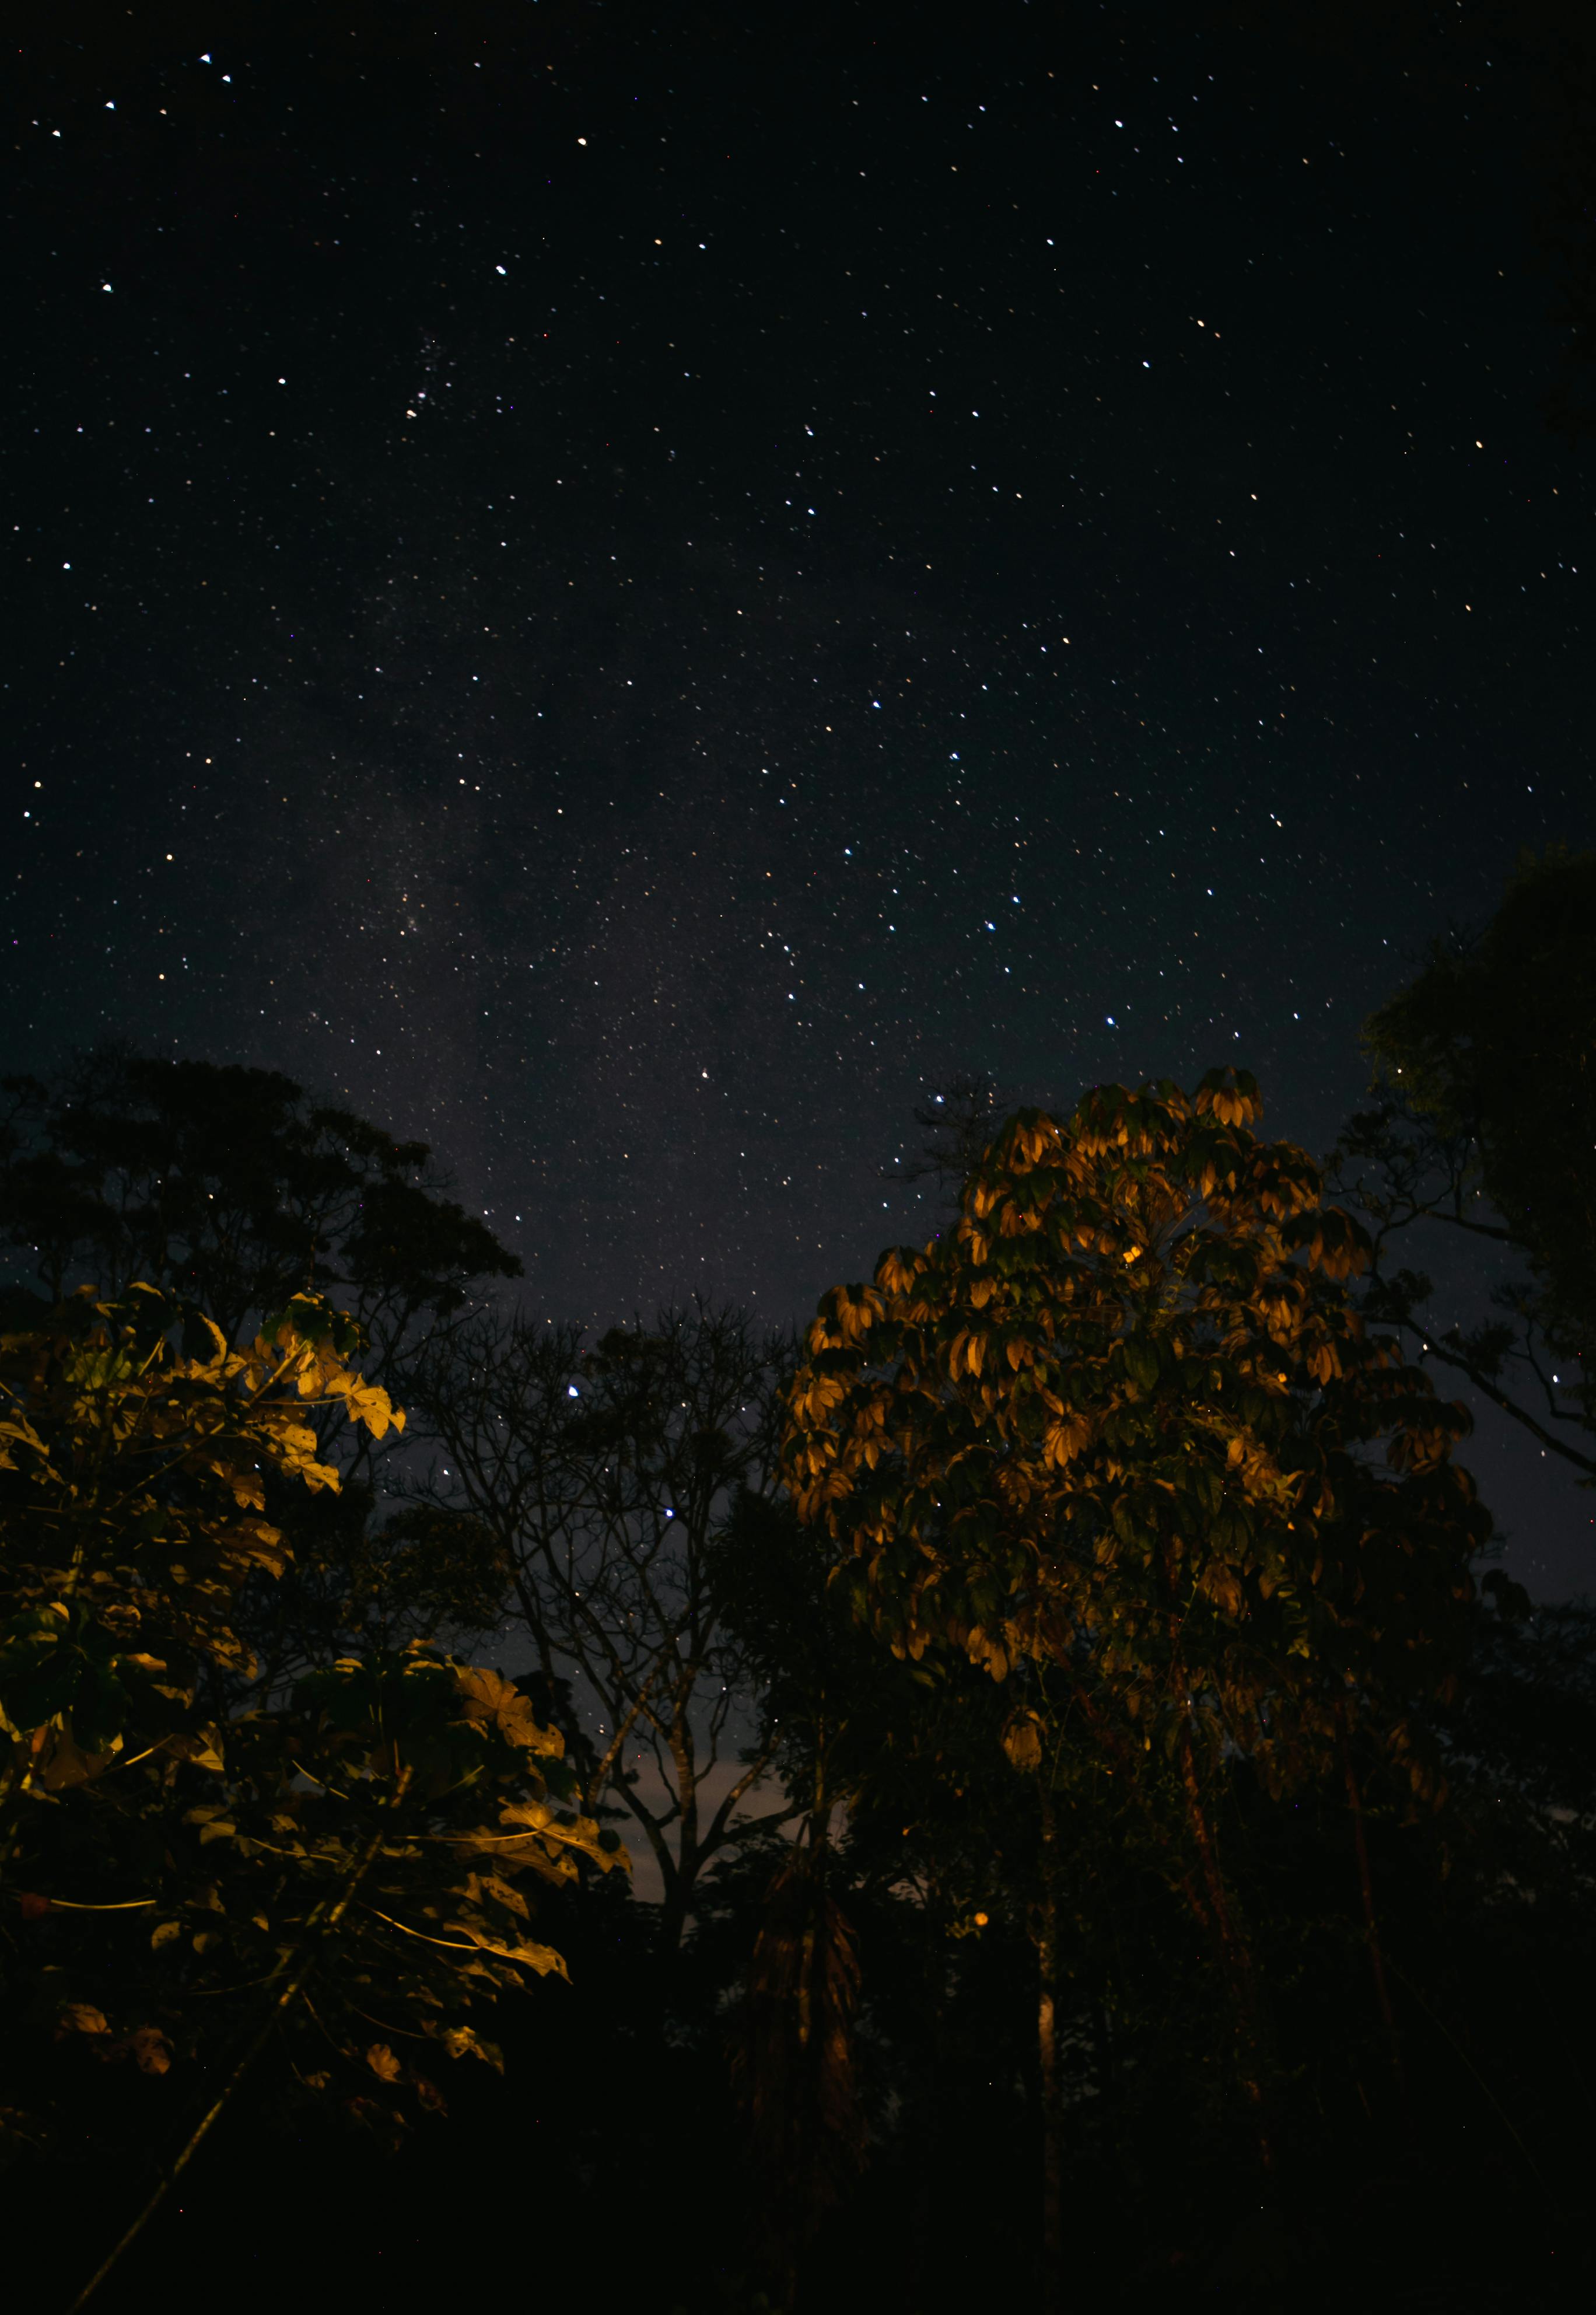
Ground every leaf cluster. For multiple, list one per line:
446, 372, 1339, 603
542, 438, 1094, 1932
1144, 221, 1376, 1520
784, 1069, 1489, 1806
0, 1050, 520, 1379
0, 1292, 621, 2169
1355, 845, 1596, 1449
0, 1285, 400, 1794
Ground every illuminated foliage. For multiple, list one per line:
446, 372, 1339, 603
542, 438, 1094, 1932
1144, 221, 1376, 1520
0, 1285, 399, 1801
0, 1052, 528, 1705
0, 1290, 622, 2187
783, 1068, 1489, 1816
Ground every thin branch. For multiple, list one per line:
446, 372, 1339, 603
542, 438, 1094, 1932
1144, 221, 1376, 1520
66, 1768, 414, 2314
703, 1743, 784, 1852
35, 1897, 155, 1912
1414, 1337, 1596, 1477
359, 1905, 485, 1953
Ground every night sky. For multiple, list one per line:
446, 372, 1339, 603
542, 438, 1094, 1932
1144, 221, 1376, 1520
8, 7, 1593, 1586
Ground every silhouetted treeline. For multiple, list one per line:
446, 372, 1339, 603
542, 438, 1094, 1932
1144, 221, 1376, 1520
4, 853, 1594, 2314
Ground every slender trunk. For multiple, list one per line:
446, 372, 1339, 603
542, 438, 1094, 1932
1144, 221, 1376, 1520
65, 1770, 412, 2315
1037, 1784, 1065, 2309
656, 1699, 699, 1956
655, 1837, 698, 1957
1340, 1718, 1405, 2096
1096, 1996, 1143, 2202
1177, 1726, 1274, 2173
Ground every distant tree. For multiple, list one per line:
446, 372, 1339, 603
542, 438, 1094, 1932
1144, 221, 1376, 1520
410, 1304, 799, 1950
882, 1073, 1005, 1200
0, 1048, 520, 1397
1332, 847, 1596, 1477
712, 1490, 873, 2304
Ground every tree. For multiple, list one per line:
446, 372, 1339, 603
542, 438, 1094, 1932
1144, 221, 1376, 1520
783, 1071, 1489, 2223
225, 1488, 514, 1704
411, 1304, 799, 1950
730, 1829, 866, 2312
0, 1283, 394, 1831
1335, 847, 1596, 1477
883, 1073, 1006, 1200
0, 1048, 519, 1391
0, 1287, 621, 2299
718, 1498, 1227, 2310
820, 1629, 1077, 2295
711, 1489, 875, 2304
0, 1051, 525, 1703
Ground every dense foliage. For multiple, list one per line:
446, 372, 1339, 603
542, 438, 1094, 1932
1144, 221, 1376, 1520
0, 1284, 620, 2300
1, 955, 1592, 2312
1333, 847, 1596, 1476
0, 1050, 520, 1362
786, 1071, 1482, 1793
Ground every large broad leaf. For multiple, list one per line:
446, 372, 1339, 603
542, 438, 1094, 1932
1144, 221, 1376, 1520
453, 1665, 562, 1756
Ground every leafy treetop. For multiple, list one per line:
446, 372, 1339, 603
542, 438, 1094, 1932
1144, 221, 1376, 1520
0, 1285, 402, 1800
783, 1070, 1488, 1805
0, 1290, 622, 2176
0, 1051, 520, 1368
1361, 845, 1596, 1433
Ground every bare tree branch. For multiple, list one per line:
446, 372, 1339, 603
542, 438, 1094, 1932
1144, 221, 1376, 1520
408, 1303, 799, 1947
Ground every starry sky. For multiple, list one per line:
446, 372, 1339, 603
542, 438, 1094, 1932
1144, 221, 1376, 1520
6, 5, 1594, 1585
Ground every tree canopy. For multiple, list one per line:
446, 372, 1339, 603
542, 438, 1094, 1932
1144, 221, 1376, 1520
0, 1050, 520, 1372
2, 1055, 1588, 2315
1336, 847, 1596, 1474
783, 1069, 1486, 1805
0, 1283, 621, 2282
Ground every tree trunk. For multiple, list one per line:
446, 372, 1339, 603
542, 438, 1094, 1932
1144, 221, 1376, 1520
1340, 1716, 1405, 2097
1037, 1784, 1065, 2310
656, 1852, 695, 1957
1177, 1726, 1275, 2174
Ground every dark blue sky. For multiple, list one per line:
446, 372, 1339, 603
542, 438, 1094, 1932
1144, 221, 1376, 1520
7, 4, 1592, 1586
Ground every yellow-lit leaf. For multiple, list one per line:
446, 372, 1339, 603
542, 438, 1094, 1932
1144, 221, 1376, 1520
58, 2004, 110, 2036
130, 2026, 172, 2076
